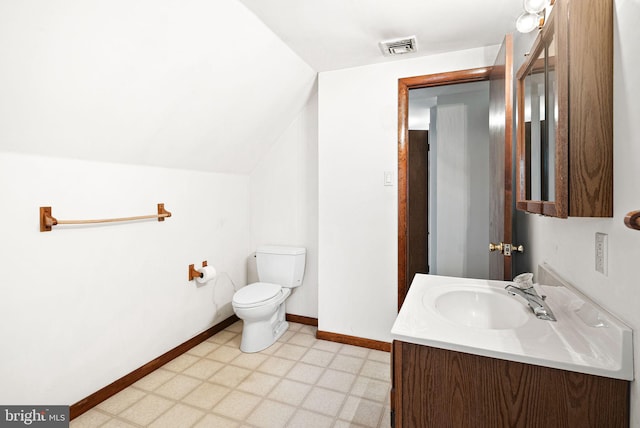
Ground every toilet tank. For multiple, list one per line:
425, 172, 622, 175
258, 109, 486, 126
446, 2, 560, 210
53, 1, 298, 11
256, 246, 306, 288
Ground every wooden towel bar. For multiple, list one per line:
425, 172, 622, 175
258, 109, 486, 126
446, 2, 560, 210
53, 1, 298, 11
40, 203, 171, 232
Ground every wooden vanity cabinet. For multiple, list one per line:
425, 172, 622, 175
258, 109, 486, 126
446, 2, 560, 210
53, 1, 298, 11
515, 0, 613, 217
390, 340, 629, 427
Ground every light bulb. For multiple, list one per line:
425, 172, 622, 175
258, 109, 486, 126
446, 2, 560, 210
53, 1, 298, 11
523, 0, 550, 14
516, 12, 542, 33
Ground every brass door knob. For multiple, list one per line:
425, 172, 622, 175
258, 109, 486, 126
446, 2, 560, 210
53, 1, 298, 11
489, 242, 525, 255
489, 242, 504, 252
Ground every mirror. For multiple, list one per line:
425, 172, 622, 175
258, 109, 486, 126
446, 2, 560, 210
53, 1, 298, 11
522, 31, 556, 202
516, 6, 566, 217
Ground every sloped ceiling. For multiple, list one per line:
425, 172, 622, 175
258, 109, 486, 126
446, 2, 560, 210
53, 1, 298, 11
0, 0, 317, 173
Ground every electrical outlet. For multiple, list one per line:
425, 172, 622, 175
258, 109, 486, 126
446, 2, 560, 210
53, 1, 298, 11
595, 232, 608, 276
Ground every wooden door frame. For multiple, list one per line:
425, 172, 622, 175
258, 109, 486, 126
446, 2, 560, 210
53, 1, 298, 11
397, 67, 493, 311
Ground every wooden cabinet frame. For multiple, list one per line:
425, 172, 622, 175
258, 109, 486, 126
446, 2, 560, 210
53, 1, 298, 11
516, 0, 613, 217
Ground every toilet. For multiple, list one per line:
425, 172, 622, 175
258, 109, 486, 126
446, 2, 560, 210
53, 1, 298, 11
232, 246, 306, 353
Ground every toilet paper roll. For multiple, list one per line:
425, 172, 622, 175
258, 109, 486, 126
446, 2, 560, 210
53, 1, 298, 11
195, 265, 217, 284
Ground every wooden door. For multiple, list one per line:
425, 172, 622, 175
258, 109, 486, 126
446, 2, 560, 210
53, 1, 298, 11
407, 130, 429, 284
489, 34, 514, 280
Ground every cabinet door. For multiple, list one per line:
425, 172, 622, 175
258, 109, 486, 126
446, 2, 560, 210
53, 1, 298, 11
515, 0, 612, 218
516, 6, 567, 217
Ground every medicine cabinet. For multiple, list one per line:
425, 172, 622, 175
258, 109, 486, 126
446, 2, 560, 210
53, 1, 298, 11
516, 0, 613, 217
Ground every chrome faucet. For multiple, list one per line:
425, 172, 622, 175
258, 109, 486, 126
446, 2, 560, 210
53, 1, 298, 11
505, 273, 556, 321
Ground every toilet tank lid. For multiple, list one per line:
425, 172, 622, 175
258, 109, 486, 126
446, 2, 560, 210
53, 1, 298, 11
257, 246, 306, 255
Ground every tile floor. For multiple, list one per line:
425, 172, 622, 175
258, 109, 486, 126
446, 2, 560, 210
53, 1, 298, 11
71, 321, 391, 428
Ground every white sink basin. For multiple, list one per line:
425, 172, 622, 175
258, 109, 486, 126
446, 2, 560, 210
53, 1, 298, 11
430, 287, 529, 330
391, 274, 634, 381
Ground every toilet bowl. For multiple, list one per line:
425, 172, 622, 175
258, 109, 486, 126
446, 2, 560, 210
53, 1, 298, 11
232, 246, 305, 353
232, 283, 291, 352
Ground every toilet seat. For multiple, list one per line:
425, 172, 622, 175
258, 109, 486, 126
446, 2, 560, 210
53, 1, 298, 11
232, 282, 283, 308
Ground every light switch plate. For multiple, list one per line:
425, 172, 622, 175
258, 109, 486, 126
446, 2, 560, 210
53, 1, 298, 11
384, 171, 394, 186
595, 232, 608, 276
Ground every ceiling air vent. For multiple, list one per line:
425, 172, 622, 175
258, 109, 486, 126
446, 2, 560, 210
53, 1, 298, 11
379, 36, 418, 56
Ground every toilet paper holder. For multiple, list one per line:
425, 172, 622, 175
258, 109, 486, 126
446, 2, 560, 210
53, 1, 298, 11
188, 261, 207, 281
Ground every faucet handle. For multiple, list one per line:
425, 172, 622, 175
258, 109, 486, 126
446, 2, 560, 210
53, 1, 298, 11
513, 272, 534, 289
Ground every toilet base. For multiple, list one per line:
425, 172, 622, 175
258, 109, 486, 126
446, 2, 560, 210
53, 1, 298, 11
239, 301, 289, 353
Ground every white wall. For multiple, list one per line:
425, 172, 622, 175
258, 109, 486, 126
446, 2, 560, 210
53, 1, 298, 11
516, 1, 640, 424
0, 153, 249, 405
249, 87, 319, 317
317, 46, 499, 342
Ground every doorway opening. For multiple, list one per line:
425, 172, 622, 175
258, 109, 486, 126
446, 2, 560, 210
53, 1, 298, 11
397, 68, 493, 310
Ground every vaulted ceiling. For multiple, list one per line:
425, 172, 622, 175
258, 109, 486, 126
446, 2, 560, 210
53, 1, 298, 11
0, 0, 521, 173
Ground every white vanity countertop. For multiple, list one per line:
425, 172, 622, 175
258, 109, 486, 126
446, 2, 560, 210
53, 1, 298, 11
391, 274, 634, 381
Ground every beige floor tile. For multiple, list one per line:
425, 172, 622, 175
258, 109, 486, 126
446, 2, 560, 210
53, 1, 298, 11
231, 351, 269, 370
99, 418, 138, 428
154, 374, 202, 400
360, 360, 390, 381
97, 387, 146, 415
257, 340, 283, 355
350, 376, 390, 403
286, 409, 334, 428
300, 348, 335, 367
285, 362, 324, 384
287, 332, 317, 347
118, 394, 174, 426
268, 379, 312, 406
273, 343, 308, 361
339, 396, 384, 427
329, 354, 365, 374
187, 341, 219, 357
246, 399, 296, 428
193, 413, 239, 428
301, 387, 346, 416
311, 340, 342, 353
207, 345, 242, 363
148, 403, 205, 428
257, 356, 296, 377
210, 365, 252, 388
277, 330, 296, 342
367, 349, 391, 364
339, 344, 370, 358
317, 369, 356, 393
379, 406, 392, 428
212, 390, 262, 421
183, 359, 224, 379
132, 368, 176, 391
227, 334, 242, 349
333, 420, 362, 428
71, 329, 392, 428
225, 321, 244, 334
287, 322, 303, 332
236, 371, 280, 396
298, 325, 317, 336
182, 382, 231, 409
162, 353, 200, 373
69, 409, 111, 427
208, 330, 238, 345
